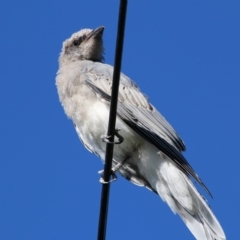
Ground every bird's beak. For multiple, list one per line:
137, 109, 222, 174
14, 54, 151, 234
86, 26, 105, 41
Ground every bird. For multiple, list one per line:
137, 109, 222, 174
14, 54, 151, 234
56, 26, 226, 240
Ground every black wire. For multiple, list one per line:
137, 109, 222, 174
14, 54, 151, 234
97, 1, 128, 240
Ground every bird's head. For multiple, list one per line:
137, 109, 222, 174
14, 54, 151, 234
59, 26, 105, 65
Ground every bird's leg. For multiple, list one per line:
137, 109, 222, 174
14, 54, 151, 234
98, 155, 130, 184
112, 155, 130, 172
101, 128, 124, 144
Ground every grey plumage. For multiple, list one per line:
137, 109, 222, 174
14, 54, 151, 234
56, 26, 226, 239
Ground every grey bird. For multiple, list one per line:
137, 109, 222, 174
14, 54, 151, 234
56, 26, 226, 240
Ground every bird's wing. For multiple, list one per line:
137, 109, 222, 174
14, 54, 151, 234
81, 61, 211, 196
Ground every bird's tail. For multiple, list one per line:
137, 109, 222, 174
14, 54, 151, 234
178, 173, 225, 239
155, 165, 226, 240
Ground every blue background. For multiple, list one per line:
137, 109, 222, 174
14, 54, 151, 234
1, 1, 239, 239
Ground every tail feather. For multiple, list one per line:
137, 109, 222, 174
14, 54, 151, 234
179, 207, 215, 239
180, 173, 226, 240
155, 164, 226, 240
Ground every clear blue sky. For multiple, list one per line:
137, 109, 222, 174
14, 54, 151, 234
1, 1, 239, 239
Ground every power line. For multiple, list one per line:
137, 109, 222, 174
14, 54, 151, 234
97, 1, 128, 240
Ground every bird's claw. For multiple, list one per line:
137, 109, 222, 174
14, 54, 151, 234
98, 155, 130, 184
101, 128, 124, 144
98, 170, 117, 184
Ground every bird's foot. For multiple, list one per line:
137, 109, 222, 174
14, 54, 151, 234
101, 128, 124, 144
98, 169, 117, 184
98, 155, 130, 183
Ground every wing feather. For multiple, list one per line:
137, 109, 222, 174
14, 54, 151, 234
81, 61, 211, 197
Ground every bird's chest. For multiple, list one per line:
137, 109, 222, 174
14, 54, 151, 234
80, 97, 110, 141
71, 90, 108, 148
73, 94, 142, 162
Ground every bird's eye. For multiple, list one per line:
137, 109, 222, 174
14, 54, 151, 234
73, 39, 80, 46
73, 35, 87, 47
